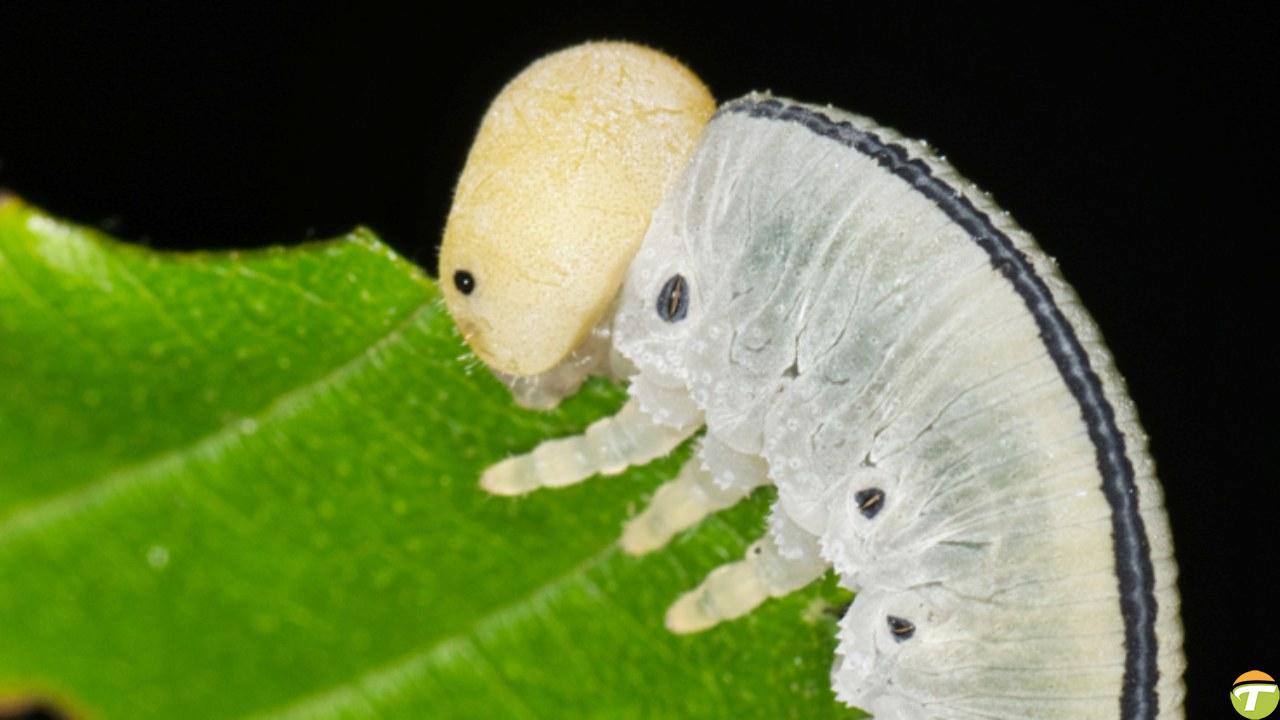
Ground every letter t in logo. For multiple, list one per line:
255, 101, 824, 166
1237, 684, 1279, 712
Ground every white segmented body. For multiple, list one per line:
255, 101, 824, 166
604, 95, 1184, 718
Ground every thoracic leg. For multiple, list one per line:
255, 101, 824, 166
480, 399, 698, 496
665, 515, 828, 634
620, 438, 771, 555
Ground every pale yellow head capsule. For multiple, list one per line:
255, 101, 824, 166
440, 41, 714, 376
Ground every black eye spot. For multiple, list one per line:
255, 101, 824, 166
887, 615, 915, 642
453, 270, 475, 295
656, 274, 689, 322
854, 488, 885, 519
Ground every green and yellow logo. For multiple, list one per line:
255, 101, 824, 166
1233, 670, 1279, 718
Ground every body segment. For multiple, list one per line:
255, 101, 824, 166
612, 96, 1183, 716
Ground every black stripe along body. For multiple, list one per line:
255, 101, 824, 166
730, 97, 1158, 716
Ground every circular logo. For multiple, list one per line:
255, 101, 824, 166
1232, 670, 1279, 718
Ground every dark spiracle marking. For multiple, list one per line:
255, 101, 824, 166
656, 274, 689, 322
453, 270, 476, 295
855, 488, 885, 519
887, 615, 916, 642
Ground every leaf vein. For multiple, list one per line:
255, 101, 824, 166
242, 548, 616, 720
0, 299, 438, 547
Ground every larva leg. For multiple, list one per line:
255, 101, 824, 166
480, 398, 697, 496
619, 441, 769, 555
665, 524, 828, 634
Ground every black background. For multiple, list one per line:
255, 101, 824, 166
1, 3, 1275, 717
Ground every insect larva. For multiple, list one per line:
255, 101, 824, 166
439, 41, 1185, 718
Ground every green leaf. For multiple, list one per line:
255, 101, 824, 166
0, 196, 859, 719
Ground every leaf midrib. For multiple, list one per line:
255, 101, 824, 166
0, 294, 438, 548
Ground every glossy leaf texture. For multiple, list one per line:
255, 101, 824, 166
0, 197, 860, 719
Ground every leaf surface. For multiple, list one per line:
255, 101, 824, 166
0, 198, 859, 719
